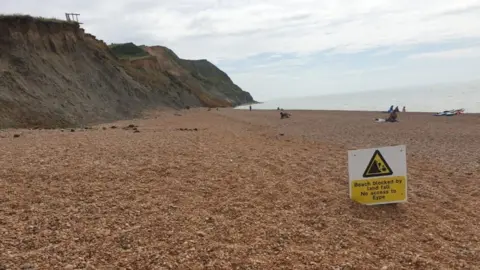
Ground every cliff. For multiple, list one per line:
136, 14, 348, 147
112, 44, 254, 108
0, 15, 254, 128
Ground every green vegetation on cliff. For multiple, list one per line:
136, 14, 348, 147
0, 14, 78, 24
109, 43, 149, 60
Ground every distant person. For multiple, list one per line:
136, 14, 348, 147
386, 110, 398, 122
280, 111, 291, 119
402, 106, 406, 112
249, 105, 252, 111
394, 106, 399, 113
388, 105, 394, 113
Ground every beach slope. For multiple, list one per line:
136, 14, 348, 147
1, 109, 479, 269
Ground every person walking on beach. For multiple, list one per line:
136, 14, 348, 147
249, 105, 252, 111
402, 106, 406, 112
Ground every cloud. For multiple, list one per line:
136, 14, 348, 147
246, 57, 311, 73
428, 4, 480, 17
407, 46, 480, 60
158, 0, 480, 60
343, 65, 397, 76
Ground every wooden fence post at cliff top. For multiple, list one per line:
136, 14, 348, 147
65, 13, 82, 24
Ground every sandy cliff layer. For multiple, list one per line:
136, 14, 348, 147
0, 15, 254, 128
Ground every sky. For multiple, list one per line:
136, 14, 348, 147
3, 0, 480, 101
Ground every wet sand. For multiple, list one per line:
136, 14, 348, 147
1, 108, 479, 269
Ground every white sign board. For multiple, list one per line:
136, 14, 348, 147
348, 145, 407, 205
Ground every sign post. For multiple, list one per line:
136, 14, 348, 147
348, 145, 407, 205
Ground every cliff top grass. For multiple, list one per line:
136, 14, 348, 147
109, 42, 150, 60
0, 14, 79, 24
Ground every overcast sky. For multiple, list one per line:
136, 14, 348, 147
4, 0, 480, 100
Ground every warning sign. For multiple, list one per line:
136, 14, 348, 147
363, 150, 393, 177
348, 145, 407, 205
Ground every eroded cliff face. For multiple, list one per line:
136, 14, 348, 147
146, 46, 253, 106
130, 46, 236, 108
0, 16, 171, 128
0, 15, 254, 128
122, 45, 253, 108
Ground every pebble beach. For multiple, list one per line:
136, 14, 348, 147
1, 108, 479, 269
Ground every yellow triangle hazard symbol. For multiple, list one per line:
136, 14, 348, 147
363, 150, 393, 178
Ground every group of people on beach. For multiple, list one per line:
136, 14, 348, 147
388, 105, 406, 113
276, 107, 292, 119
384, 105, 406, 122
248, 104, 410, 122
249, 105, 291, 119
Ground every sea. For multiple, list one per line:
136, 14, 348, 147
236, 82, 480, 113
